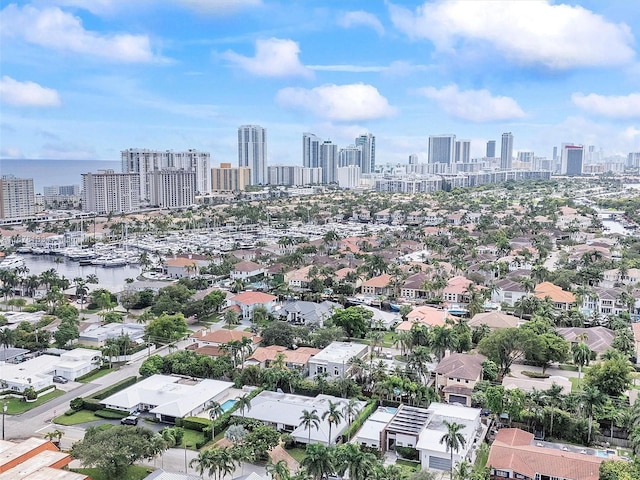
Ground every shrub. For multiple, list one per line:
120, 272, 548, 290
23, 387, 37, 400
95, 409, 128, 419
70, 397, 84, 411
341, 400, 377, 443
83, 398, 103, 411
522, 370, 549, 379
182, 417, 211, 432
397, 446, 419, 461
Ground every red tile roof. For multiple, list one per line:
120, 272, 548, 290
231, 291, 277, 305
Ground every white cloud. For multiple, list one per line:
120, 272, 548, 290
572, 92, 640, 119
389, 1, 635, 69
276, 83, 396, 122
0, 4, 159, 63
176, 0, 262, 14
417, 84, 525, 122
338, 10, 384, 35
222, 38, 312, 78
0, 76, 62, 107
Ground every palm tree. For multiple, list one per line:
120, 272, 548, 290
299, 409, 321, 445
581, 385, 605, 444
209, 401, 224, 439
301, 443, 335, 480
44, 429, 63, 446
439, 420, 467, 479
235, 393, 252, 419
571, 339, 591, 381
430, 325, 455, 361
335, 443, 376, 480
322, 400, 344, 446
266, 459, 291, 480
342, 399, 360, 441
190, 446, 235, 480
452, 460, 473, 480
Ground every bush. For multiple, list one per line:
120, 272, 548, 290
341, 401, 377, 443
396, 446, 419, 461
83, 398, 103, 411
95, 409, 128, 419
91, 376, 137, 400
522, 370, 550, 379
70, 397, 84, 411
23, 387, 37, 400
182, 417, 211, 432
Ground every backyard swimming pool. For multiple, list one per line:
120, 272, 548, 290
221, 399, 237, 412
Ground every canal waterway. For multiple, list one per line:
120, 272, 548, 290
22, 254, 141, 292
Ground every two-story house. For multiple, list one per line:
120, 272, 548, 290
434, 353, 486, 407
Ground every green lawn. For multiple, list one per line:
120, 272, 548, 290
475, 445, 489, 469
570, 377, 584, 392
54, 410, 101, 425
4, 389, 65, 414
286, 447, 307, 463
72, 466, 152, 480
396, 459, 420, 471
77, 368, 114, 383
181, 429, 206, 450
381, 332, 396, 347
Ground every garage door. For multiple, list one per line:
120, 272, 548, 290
449, 394, 467, 405
429, 456, 451, 471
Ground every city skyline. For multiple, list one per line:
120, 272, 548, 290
0, 1, 639, 165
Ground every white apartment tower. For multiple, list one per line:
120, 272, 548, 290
121, 149, 211, 200
337, 165, 361, 189
339, 145, 362, 168
320, 140, 338, 184
454, 140, 471, 164
0, 176, 35, 220
560, 144, 584, 176
303, 133, 322, 168
355, 133, 375, 174
238, 125, 267, 185
148, 169, 196, 208
82, 170, 140, 214
500, 132, 514, 170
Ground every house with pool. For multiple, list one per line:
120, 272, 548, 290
100, 374, 234, 423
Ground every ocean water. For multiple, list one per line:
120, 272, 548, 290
0, 159, 119, 194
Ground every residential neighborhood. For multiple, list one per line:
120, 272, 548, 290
1, 177, 640, 479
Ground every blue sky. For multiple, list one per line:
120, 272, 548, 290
1, 0, 639, 165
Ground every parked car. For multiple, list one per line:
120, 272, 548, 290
121, 416, 139, 426
53, 376, 69, 384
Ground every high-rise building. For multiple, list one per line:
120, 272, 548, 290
408, 154, 419, 165
302, 133, 322, 168
454, 140, 471, 164
517, 151, 534, 163
500, 133, 513, 170
268, 166, 322, 186
238, 125, 267, 185
337, 165, 361, 189
211, 163, 251, 192
121, 149, 210, 200
428, 134, 456, 165
148, 169, 196, 208
552, 146, 558, 161
338, 145, 362, 168
0, 175, 35, 220
560, 144, 584, 176
355, 133, 375, 174
627, 152, 640, 168
486, 140, 496, 158
320, 140, 338, 184
82, 170, 140, 214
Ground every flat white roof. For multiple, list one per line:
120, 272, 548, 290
101, 374, 233, 418
311, 342, 368, 363
233, 391, 366, 444
416, 403, 481, 454
1, 355, 56, 382
354, 407, 396, 443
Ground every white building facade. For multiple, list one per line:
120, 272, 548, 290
238, 125, 267, 185
82, 170, 140, 214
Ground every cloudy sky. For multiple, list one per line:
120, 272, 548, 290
1, 0, 639, 165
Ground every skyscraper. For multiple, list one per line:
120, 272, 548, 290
82, 170, 140, 214
486, 140, 496, 158
560, 144, 584, 176
428, 134, 456, 165
320, 140, 338, 184
238, 125, 267, 185
338, 145, 362, 168
302, 132, 322, 168
355, 133, 375, 174
500, 132, 513, 170
148, 169, 196, 208
0, 175, 35, 219
455, 140, 471, 164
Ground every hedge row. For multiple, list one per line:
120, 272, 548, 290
90, 376, 138, 400
95, 409, 128, 419
341, 400, 377, 443
83, 398, 103, 411
180, 416, 211, 432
